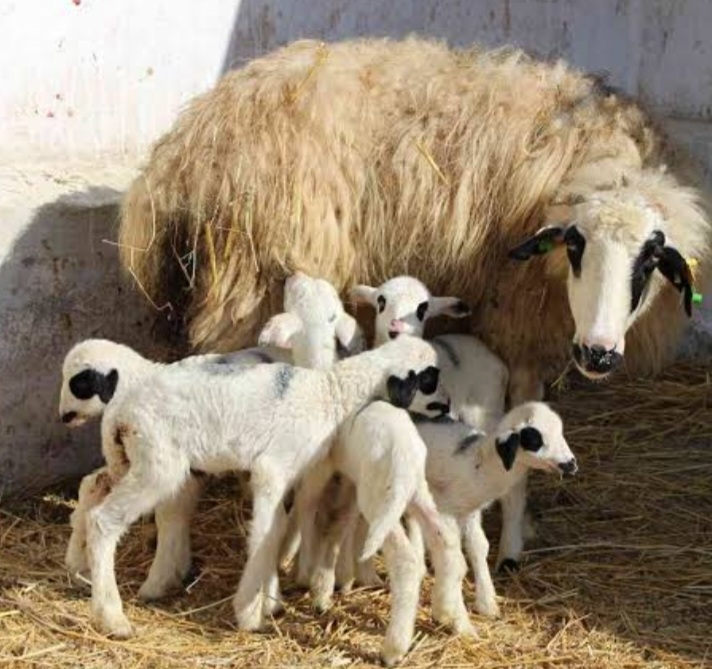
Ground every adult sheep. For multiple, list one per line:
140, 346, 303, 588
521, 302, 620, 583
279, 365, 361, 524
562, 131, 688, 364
120, 36, 711, 402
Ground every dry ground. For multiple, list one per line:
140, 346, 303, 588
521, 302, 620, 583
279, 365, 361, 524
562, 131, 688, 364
1, 362, 711, 668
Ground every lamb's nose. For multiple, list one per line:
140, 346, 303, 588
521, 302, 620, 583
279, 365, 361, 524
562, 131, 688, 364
558, 458, 578, 477
61, 411, 77, 424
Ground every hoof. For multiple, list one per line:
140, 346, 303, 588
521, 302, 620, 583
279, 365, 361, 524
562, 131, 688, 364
380, 640, 409, 667
93, 610, 133, 639
234, 598, 266, 632
497, 558, 520, 575
475, 597, 501, 619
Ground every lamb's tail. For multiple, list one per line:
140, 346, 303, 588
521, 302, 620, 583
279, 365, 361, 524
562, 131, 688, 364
359, 450, 418, 561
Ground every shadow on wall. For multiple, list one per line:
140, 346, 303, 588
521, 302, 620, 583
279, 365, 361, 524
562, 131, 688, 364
0, 189, 177, 498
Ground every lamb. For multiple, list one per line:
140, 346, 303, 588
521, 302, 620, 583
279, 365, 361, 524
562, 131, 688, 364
349, 275, 531, 576
59, 339, 288, 598
85, 334, 449, 642
261, 287, 472, 665
414, 402, 577, 617
60, 271, 364, 600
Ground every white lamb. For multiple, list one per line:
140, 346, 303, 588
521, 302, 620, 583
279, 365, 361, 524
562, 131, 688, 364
60, 272, 363, 600
60, 339, 285, 595
85, 334, 449, 642
414, 402, 577, 617
261, 303, 472, 665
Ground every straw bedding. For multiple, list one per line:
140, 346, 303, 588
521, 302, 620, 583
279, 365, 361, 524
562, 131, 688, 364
1, 363, 710, 668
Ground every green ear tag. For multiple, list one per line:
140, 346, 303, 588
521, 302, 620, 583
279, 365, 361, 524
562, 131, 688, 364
538, 241, 554, 253
692, 292, 703, 305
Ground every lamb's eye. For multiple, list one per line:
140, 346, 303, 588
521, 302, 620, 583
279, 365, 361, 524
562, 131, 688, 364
416, 301, 428, 322
377, 295, 386, 313
328, 313, 337, 323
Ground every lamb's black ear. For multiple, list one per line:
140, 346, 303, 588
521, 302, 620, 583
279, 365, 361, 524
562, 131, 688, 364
417, 366, 440, 395
519, 426, 543, 452
509, 226, 565, 261
495, 433, 520, 471
100, 369, 119, 403
386, 371, 418, 409
655, 246, 694, 317
69, 369, 102, 400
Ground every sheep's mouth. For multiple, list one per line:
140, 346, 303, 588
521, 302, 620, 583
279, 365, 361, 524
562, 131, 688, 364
573, 361, 614, 382
62, 412, 87, 427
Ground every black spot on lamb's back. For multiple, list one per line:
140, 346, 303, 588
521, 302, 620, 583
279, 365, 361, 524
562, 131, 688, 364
433, 338, 460, 367
274, 365, 297, 399
455, 432, 482, 455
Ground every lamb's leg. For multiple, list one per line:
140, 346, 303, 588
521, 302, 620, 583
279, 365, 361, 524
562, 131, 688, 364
262, 502, 288, 617
379, 523, 425, 667
410, 485, 474, 637
87, 470, 171, 638
334, 511, 358, 592
233, 463, 289, 632
353, 516, 383, 587
311, 483, 357, 611
499, 365, 544, 570
278, 503, 301, 569
293, 461, 333, 587
138, 474, 203, 600
497, 475, 529, 571
66, 467, 113, 580
461, 511, 499, 617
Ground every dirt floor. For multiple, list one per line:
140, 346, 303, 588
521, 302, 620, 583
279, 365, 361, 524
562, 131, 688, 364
1, 363, 711, 668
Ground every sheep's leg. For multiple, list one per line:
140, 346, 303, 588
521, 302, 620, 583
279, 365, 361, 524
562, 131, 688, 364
138, 474, 203, 600
334, 511, 358, 592
461, 511, 499, 617
379, 523, 425, 667
311, 484, 357, 611
499, 366, 545, 571
405, 516, 426, 574
353, 516, 383, 587
233, 464, 289, 632
497, 475, 529, 571
293, 461, 333, 587
66, 468, 113, 580
262, 502, 288, 617
278, 504, 301, 569
410, 485, 474, 637
87, 470, 171, 638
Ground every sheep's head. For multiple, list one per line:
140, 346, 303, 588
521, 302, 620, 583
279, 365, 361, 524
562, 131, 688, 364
351, 276, 470, 346
259, 272, 365, 370
59, 339, 124, 427
379, 335, 451, 419
494, 402, 576, 476
509, 193, 695, 380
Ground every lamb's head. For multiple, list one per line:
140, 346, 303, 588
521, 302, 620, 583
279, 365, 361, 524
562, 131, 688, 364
494, 402, 577, 476
259, 272, 364, 370
351, 276, 470, 345
510, 192, 695, 380
379, 335, 451, 419
59, 339, 130, 427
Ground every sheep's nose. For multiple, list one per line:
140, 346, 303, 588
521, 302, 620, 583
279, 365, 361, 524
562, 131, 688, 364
573, 343, 623, 375
61, 411, 77, 424
558, 458, 578, 477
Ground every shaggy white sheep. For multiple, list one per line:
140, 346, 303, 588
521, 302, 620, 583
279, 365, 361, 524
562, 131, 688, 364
85, 334, 448, 640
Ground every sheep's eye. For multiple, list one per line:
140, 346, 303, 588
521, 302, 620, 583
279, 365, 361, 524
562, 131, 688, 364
416, 301, 428, 322
328, 313, 337, 323
630, 230, 664, 312
377, 295, 386, 313
563, 226, 586, 277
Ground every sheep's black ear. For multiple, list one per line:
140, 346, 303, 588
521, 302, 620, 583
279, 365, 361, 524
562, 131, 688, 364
69, 368, 118, 403
417, 366, 440, 395
519, 426, 543, 452
509, 226, 565, 261
495, 433, 520, 471
100, 369, 119, 403
655, 245, 694, 317
386, 370, 418, 409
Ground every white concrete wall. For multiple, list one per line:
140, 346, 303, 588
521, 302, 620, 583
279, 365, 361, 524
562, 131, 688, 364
2, 0, 712, 496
